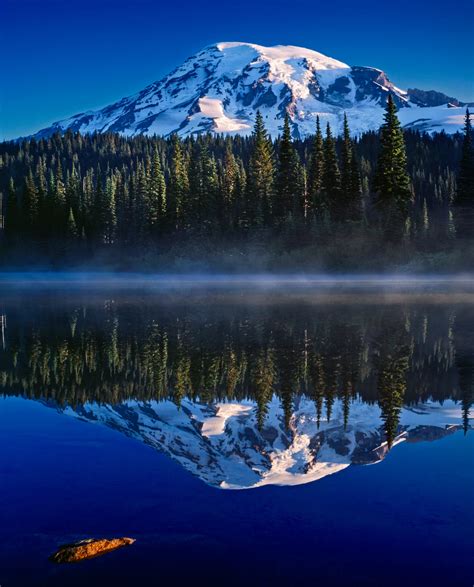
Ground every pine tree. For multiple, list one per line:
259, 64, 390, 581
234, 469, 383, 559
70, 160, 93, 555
454, 109, 474, 238
66, 207, 79, 240
421, 198, 430, 238
200, 142, 219, 230
298, 165, 308, 220
114, 170, 129, 244
340, 114, 362, 222
373, 94, 412, 240
168, 135, 189, 231
342, 383, 352, 431
133, 162, 148, 242
173, 345, 191, 409
35, 157, 48, 238
275, 114, 300, 222
248, 111, 275, 226
93, 165, 106, 241
375, 327, 409, 448
350, 144, 362, 217
221, 141, 239, 230
5, 178, 20, 238
235, 158, 247, 228
252, 349, 275, 430
322, 122, 341, 222
447, 209, 456, 239
65, 162, 81, 224
340, 114, 353, 209
54, 160, 67, 232
103, 175, 117, 244
148, 147, 166, 235
308, 350, 325, 428
187, 139, 203, 229
81, 168, 95, 241
24, 169, 39, 235
307, 116, 325, 218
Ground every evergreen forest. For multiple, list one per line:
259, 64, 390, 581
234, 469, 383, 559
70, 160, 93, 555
1, 101, 473, 271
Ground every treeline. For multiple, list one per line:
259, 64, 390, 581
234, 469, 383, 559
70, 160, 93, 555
1, 302, 472, 444
0, 101, 472, 255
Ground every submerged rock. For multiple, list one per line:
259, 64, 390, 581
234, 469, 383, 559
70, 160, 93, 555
49, 537, 135, 563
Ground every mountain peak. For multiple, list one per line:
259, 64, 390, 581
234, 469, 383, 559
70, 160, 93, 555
212, 41, 350, 70
30, 42, 467, 140
60, 397, 465, 489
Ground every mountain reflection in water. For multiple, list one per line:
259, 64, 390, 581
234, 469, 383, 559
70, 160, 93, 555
0, 291, 472, 488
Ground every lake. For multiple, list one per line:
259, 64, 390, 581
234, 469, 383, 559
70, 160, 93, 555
0, 279, 473, 586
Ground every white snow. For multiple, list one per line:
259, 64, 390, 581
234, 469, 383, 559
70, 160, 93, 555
215, 42, 349, 71
194, 97, 252, 133
201, 401, 254, 437
400, 399, 462, 427
31, 41, 469, 140
399, 104, 469, 133
58, 395, 467, 490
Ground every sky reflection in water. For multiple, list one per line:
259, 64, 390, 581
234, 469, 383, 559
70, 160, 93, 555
0, 285, 472, 586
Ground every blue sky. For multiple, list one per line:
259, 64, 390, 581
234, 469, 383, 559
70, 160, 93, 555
2, 0, 473, 140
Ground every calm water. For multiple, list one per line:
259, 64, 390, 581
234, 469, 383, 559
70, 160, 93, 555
0, 284, 473, 586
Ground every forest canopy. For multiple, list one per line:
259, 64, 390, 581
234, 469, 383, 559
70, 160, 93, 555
0, 103, 473, 271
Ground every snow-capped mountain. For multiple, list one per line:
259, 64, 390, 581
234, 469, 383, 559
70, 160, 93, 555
59, 397, 465, 489
31, 42, 468, 140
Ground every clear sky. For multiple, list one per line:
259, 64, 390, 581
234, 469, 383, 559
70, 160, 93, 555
2, 0, 473, 140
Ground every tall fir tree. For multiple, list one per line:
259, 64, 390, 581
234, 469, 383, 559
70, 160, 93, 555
307, 116, 325, 219
66, 207, 79, 240
24, 169, 39, 235
54, 160, 67, 233
148, 147, 167, 235
35, 157, 48, 239
133, 161, 149, 242
322, 122, 341, 222
454, 108, 474, 238
114, 170, 129, 244
168, 134, 189, 231
275, 113, 301, 222
81, 168, 95, 240
248, 111, 275, 226
251, 348, 275, 430
5, 178, 20, 238
187, 139, 204, 229
103, 175, 117, 244
200, 142, 219, 230
373, 94, 412, 240
65, 162, 81, 217
235, 158, 247, 229
340, 114, 362, 222
93, 165, 106, 241
220, 141, 239, 230
350, 144, 362, 217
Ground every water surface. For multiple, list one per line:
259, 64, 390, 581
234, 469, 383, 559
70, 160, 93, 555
0, 284, 473, 586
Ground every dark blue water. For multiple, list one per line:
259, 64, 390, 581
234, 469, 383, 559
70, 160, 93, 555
1, 398, 473, 587
0, 289, 473, 586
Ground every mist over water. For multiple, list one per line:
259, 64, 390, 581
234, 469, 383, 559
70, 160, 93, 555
2, 272, 474, 310
2, 270, 474, 289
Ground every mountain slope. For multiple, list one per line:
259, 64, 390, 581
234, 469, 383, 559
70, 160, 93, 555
31, 42, 468, 139
58, 397, 464, 489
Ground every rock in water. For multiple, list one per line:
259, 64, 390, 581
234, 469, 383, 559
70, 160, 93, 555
49, 537, 135, 563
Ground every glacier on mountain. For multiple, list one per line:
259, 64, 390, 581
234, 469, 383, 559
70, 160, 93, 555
58, 396, 465, 490
30, 42, 469, 140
